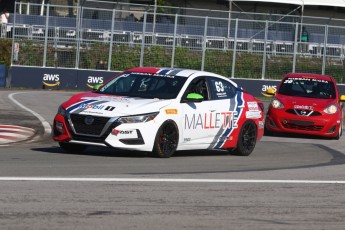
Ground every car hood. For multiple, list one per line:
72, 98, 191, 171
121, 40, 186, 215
275, 95, 338, 111
63, 92, 173, 117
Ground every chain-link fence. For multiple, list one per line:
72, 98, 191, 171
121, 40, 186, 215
3, 2, 345, 83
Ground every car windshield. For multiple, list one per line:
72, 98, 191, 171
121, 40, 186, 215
278, 77, 336, 99
98, 72, 187, 99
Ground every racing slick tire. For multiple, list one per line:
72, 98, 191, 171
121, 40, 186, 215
59, 142, 87, 153
231, 120, 257, 156
150, 120, 179, 158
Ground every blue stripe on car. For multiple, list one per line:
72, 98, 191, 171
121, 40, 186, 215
66, 99, 97, 112
158, 68, 171, 75
169, 69, 184, 76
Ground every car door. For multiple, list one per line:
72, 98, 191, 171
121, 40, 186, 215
180, 76, 215, 147
180, 76, 240, 148
207, 76, 241, 148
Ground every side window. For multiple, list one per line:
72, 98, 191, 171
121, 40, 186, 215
185, 77, 209, 100
209, 77, 237, 99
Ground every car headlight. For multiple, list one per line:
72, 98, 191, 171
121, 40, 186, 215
271, 99, 284, 109
324, 104, 338, 114
57, 105, 67, 117
117, 112, 159, 123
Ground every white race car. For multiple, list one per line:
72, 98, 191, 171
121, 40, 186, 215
53, 67, 265, 158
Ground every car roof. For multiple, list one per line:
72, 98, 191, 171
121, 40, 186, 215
126, 67, 218, 78
284, 73, 334, 82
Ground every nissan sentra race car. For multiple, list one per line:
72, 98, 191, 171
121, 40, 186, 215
52, 67, 265, 158
265, 73, 345, 139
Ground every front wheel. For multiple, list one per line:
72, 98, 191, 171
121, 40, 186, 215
150, 121, 179, 158
59, 142, 87, 154
334, 124, 343, 140
231, 120, 257, 156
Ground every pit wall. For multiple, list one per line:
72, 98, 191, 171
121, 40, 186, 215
8, 66, 345, 97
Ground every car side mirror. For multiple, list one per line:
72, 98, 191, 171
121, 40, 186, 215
266, 88, 276, 96
92, 83, 103, 92
184, 93, 204, 103
340, 95, 345, 102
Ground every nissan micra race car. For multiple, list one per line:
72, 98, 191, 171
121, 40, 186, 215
52, 67, 265, 158
265, 73, 345, 139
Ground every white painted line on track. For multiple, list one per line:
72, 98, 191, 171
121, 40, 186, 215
1, 177, 345, 184
8, 92, 52, 135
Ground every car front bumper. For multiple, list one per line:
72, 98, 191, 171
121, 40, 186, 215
52, 114, 160, 151
265, 109, 342, 137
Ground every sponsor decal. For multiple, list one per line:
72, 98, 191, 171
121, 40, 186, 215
104, 106, 115, 111
81, 110, 104, 115
165, 109, 178, 115
86, 76, 104, 89
129, 71, 177, 78
42, 74, 60, 87
259, 121, 265, 129
112, 129, 133, 135
285, 77, 329, 84
184, 112, 238, 130
111, 129, 138, 138
246, 110, 262, 119
215, 81, 227, 98
66, 99, 97, 112
78, 103, 105, 110
294, 105, 313, 110
261, 85, 277, 97
247, 102, 259, 111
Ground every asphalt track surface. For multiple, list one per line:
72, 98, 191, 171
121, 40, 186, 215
1, 90, 345, 230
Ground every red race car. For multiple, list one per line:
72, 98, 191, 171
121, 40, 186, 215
265, 73, 345, 139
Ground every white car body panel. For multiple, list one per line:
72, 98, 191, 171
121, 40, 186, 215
53, 67, 264, 157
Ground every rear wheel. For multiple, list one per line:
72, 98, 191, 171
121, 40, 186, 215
150, 121, 178, 158
231, 120, 257, 156
59, 142, 87, 153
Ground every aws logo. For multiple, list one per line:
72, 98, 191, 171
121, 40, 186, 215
87, 76, 104, 89
261, 85, 277, 97
42, 74, 60, 87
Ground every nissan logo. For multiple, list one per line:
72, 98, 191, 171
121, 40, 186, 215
84, 116, 94, 125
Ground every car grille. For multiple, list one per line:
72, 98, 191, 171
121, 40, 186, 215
69, 114, 110, 135
66, 115, 121, 143
281, 120, 323, 131
285, 109, 322, 116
